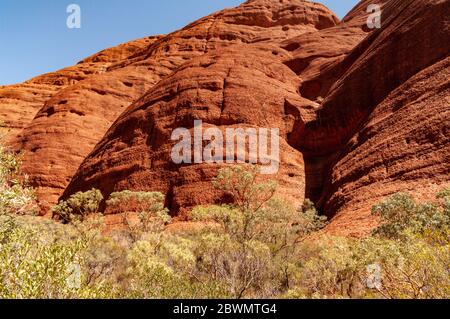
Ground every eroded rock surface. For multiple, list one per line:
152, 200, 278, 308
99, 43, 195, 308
66, 0, 449, 234
2, 0, 449, 235
7, 0, 338, 213
61, 0, 340, 215
1, 37, 162, 212
0, 37, 156, 141
296, 0, 450, 235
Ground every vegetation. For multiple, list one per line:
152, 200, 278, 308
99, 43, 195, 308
0, 143, 37, 217
371, 192, 449, 240
106, 190, 171, 241
0, 143, 448, 299
52, 189, 103, 223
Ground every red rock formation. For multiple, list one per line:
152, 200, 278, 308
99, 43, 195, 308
2, 0, 449, 235
0, 83, 58, 141
310, 0, 450, 236
5, 0, 338, 214
324, 56, 450, 236
0, 37, 155, 142
61, 0, 375, 211
63, 46, 309, 215
65, 0, 449, 234
1, 37, 162, 212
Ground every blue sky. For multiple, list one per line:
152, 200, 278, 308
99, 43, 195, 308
0, 0, 359, 85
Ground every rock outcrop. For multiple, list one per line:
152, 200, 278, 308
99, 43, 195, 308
61, 0, 341, 215
2, 0, 449, 235
5, 0, 339, 214
63, 46, 309, 215
0, 36, 162, 212
310, 0, 450, 235
0, 37, 156, 141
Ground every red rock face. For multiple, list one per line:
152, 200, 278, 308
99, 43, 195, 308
1, 37, 162, 212
290, 0, 450, 235
2, 0, 449, 235
311, 0, 450, 236
61, 0, 380, 214
4, 0, 338, 214
60, 0, 340, 215
324, 56, 450, 236
0, 37, 155, 141
63, 46, 309, 215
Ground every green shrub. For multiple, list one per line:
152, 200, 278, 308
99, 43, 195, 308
291, 236, 365, 298
107, 191, 166, 214
358, 234, 450, 299
437, 188, 450, 218
52, 188, 103, 223
0, 147, 20, 184
212, 165, 277, 212
0, 142, 37, 216
299, 199, 328, 234
106, 191, 171, 241
0, 215, 118, 298
372, 192, 449, 240
124, 233, 228, 298
1, 149, 449, 299
286, 232, 450, 299
189, 165, 328, 298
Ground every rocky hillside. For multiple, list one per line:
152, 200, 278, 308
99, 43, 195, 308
0, 37, 158, 140
1, 0, 449, 235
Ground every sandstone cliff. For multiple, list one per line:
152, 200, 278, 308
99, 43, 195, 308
1, 0, 449, 235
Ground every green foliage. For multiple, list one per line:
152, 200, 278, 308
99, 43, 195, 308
213, 165, 277, 212
300, 199, 328, 234
287, 231, 450, 299
0, 147, 20, 184
0, 143, 37, 216
291, 237, 364, 298
107, 191, 166, 215
437, 188, 450, 217
1, 149, 449, 299
106, 191, 171, 241
189, 165, 328, 298
0, 215, 117, 298
125, 233, 228, 298
372, 192, 450, 240
53, 189, 103, 223
359, 233, 450, 299
289, 191, 450, 299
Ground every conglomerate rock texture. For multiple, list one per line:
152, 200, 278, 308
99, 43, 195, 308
1, 0, 449, 235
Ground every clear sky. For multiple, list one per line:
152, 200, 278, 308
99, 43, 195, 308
0, 0, 359, 85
